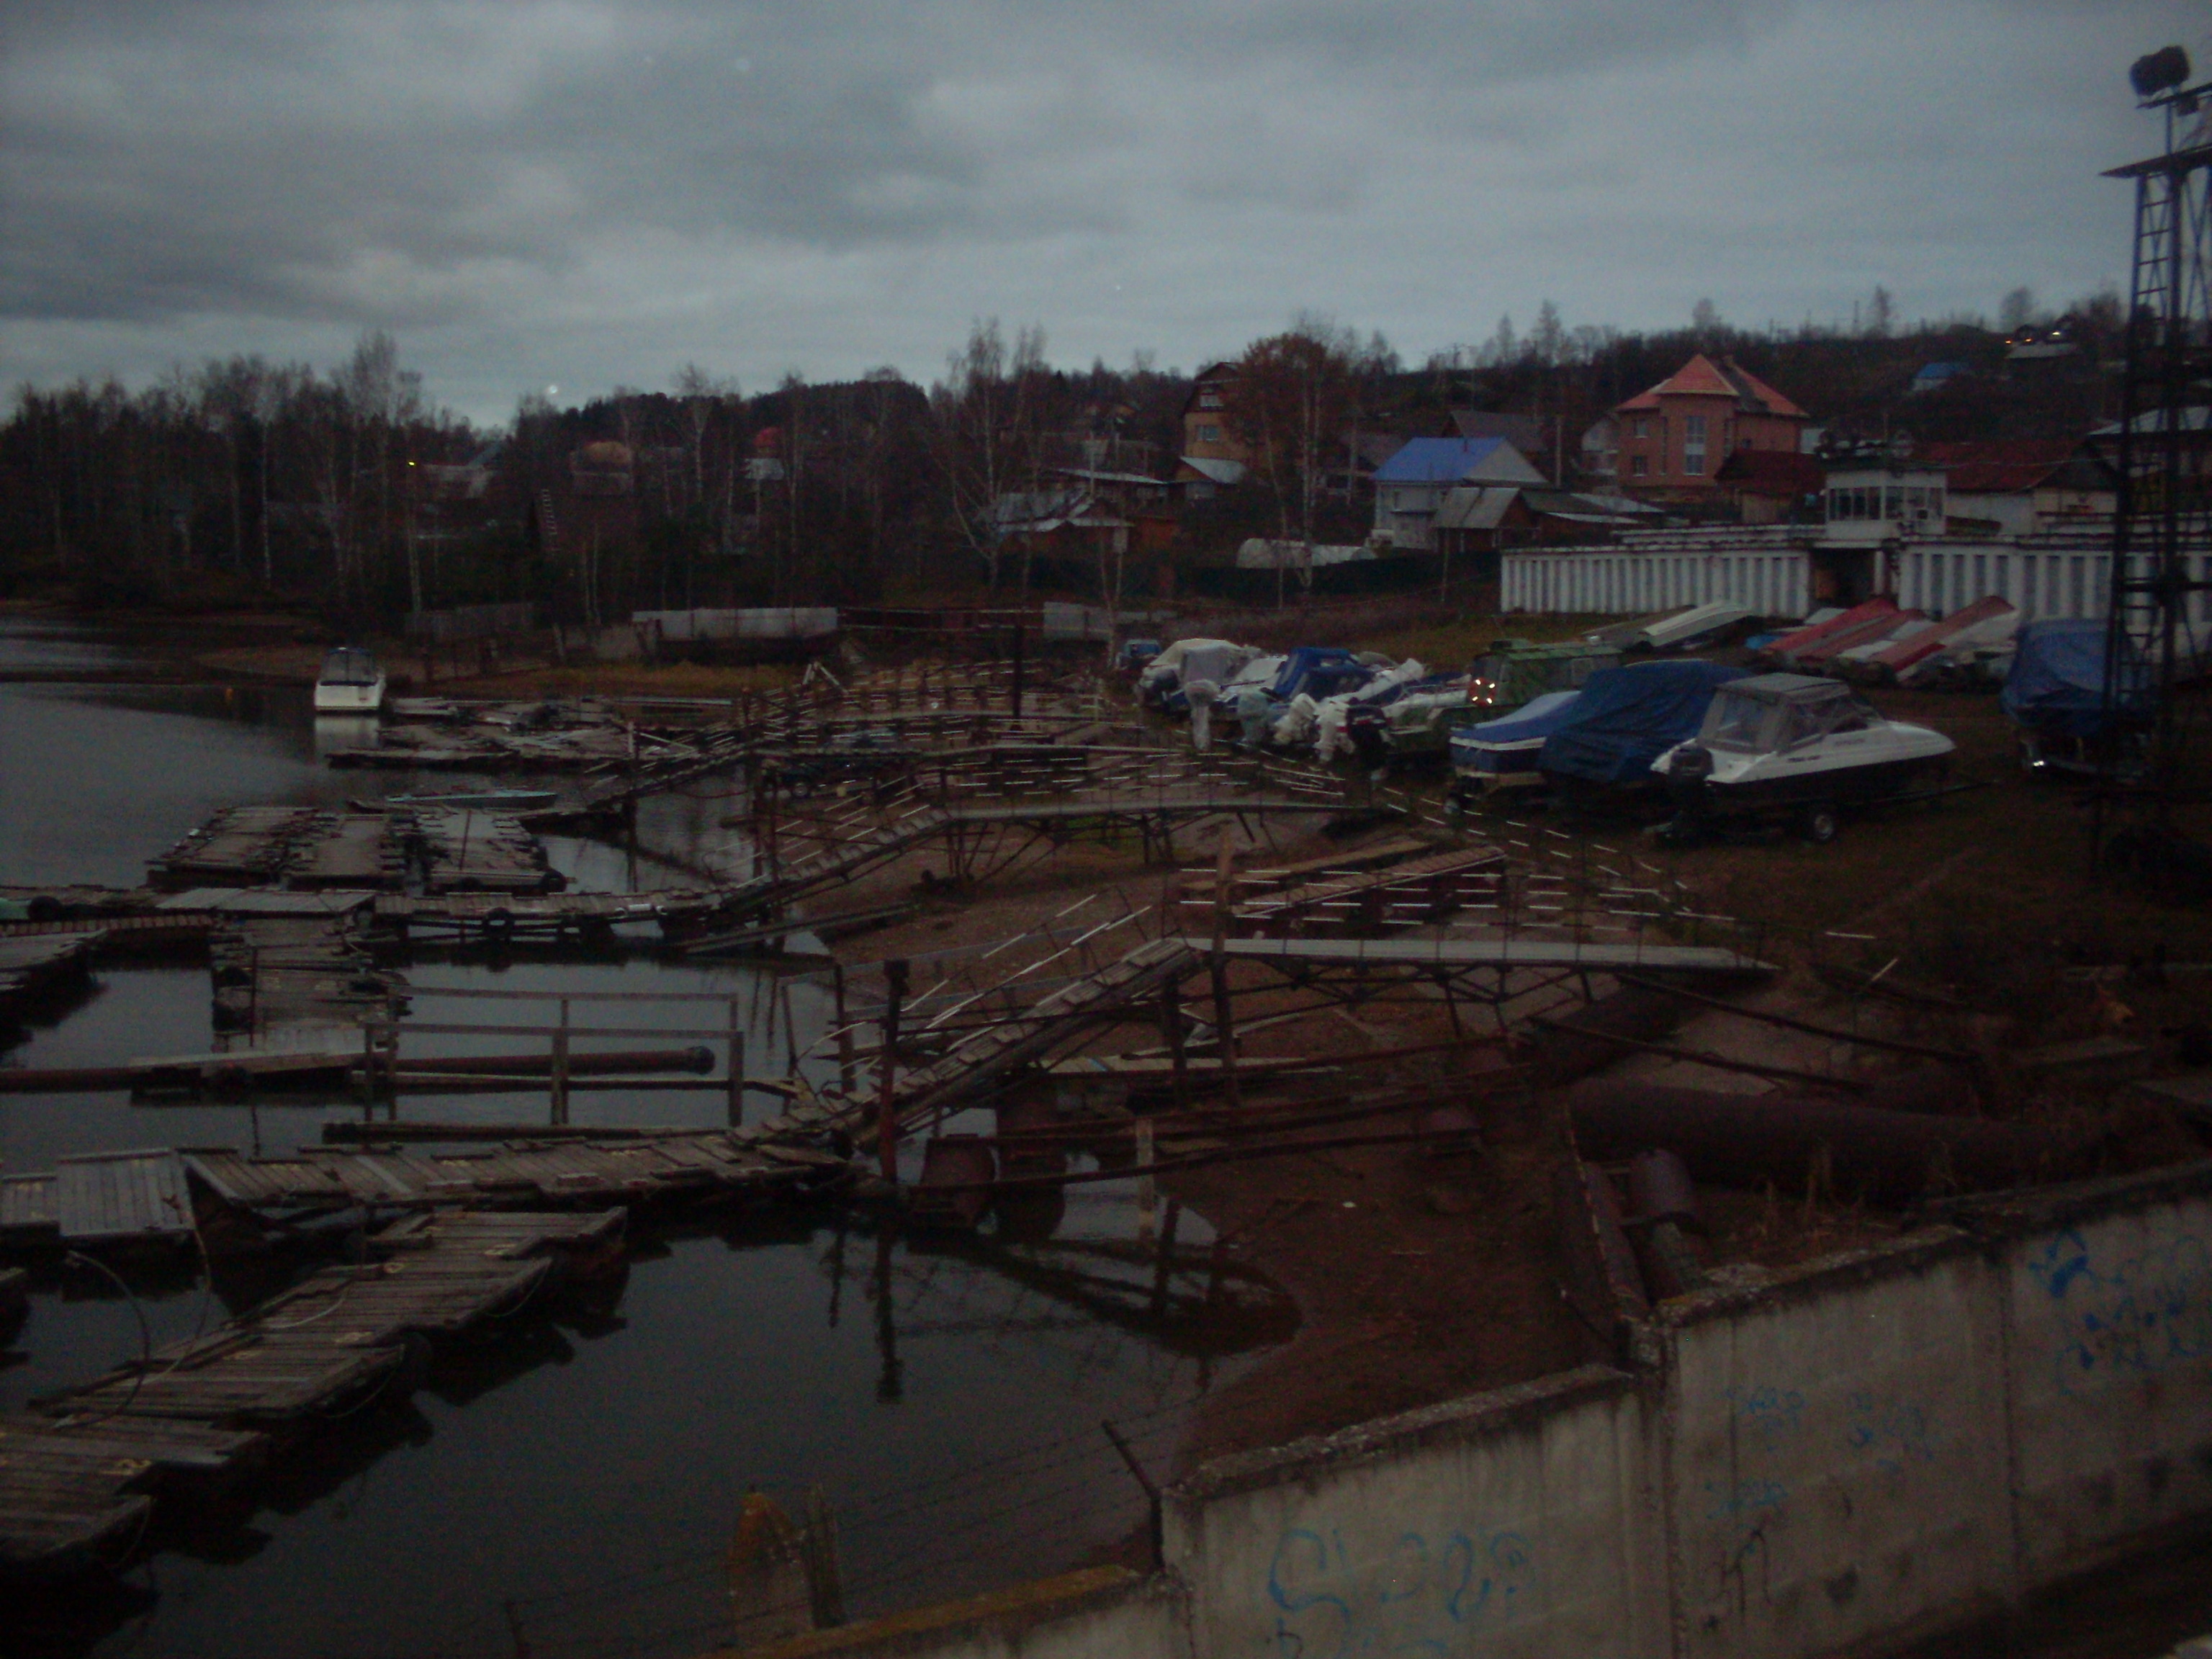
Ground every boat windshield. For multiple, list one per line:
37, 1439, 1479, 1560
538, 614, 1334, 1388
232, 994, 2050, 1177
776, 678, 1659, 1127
320, 647, 379, 686
1702, 691, 1777, 751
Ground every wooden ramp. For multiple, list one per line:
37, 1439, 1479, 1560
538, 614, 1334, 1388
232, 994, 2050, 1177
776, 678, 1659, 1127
762, 937, 1203, 1143
2, 1208, 620, 1576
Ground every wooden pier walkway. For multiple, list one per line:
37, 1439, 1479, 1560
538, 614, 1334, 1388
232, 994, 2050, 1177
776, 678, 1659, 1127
758, 937, 1203, 1143
721, 793, 1355, 925
182, 1130, 845, 1223
211, 912, 407, 1053
0, 1208, 621, 1575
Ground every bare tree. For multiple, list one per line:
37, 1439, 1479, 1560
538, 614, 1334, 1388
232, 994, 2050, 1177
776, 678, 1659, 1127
931, 318, 1046, 591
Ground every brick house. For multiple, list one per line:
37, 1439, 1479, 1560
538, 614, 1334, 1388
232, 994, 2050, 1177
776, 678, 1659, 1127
1181, 362, 1248, 467
1614, 355, 1809, 502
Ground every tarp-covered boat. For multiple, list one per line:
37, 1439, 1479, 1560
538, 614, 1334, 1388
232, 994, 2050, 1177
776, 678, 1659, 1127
2002, 619, 2153, 775
1449, 689, 1584, 788
1539, 661, 1749, 788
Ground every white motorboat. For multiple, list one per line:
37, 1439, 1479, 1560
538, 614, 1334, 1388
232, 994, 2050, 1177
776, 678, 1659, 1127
1653, 673, 1954, 841
313, 646, 387, 715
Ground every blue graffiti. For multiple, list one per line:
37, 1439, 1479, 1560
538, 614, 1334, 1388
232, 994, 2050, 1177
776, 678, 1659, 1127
1843, 1391, 1936, 1473
2025, 1230, 2212, 1397
1704, 1478, 1789, 1524
1724, 1385, 1805, 1448
1267, 1525, 1534, 1658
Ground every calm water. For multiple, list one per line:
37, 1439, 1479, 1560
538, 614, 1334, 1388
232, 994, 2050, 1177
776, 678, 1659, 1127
0, 619, 1289, 1658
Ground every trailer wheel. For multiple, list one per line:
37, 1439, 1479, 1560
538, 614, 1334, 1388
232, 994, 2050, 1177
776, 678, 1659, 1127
1800, 806, 1840, 845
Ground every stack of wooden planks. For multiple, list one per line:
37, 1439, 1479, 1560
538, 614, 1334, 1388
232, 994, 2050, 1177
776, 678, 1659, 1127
0, 1208, 622, 1577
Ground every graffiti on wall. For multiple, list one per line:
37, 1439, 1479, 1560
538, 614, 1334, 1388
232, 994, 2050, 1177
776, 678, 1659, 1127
1264, 1524, 1535, 1657
1699, 1382, 1943, 1627
2023, 1228, 2212, 1397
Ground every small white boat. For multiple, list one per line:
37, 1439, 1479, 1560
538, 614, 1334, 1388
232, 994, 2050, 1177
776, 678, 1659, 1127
314, 647, 387, 715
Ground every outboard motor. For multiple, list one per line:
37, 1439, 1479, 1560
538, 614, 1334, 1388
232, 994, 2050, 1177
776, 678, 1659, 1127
1669, 743, 1714, 783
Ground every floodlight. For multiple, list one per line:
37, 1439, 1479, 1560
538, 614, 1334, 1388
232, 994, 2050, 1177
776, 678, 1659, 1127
2129, 45, 2191, 99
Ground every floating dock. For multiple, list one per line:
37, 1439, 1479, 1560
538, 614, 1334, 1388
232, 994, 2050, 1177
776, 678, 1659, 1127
0, 932, 101, 1031
182, 1131, 847, 1226
1, 1208, 622, 1576
0, 1151, 193, 1252
413, 808, 565, 895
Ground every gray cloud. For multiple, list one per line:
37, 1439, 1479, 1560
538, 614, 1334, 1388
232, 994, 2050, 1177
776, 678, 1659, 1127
1, 0, 2205, 421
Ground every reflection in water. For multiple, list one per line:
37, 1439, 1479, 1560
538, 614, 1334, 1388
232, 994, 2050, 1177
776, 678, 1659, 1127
310, 713, 382, 758
0, 618, 1296, 1659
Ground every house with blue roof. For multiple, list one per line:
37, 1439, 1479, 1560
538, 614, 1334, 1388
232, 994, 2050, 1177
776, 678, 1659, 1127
1372, 437, 1547, 551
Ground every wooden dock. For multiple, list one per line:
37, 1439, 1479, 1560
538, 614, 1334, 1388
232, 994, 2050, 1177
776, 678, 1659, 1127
182, 1131, 847, 1226
287, 812, 408, 890
0, 931, 101, 1030
210, 913, 407, 1050
1, 1208, 622, 1576
413, 808, 565, 895
148, 807, 323, 889
0, 1151, 194, 1253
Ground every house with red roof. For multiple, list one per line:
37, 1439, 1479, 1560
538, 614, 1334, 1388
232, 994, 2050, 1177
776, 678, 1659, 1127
1916, 439, 2114, 537
1613, 354, 1809, 502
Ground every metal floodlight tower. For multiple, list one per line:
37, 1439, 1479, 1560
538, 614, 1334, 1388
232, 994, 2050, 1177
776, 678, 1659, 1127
2100, 49, 2212, 827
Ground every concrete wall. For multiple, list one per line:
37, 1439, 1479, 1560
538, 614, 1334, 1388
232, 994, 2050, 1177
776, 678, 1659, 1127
1661, 1236, 2013, 1659
1164, 1368, 1668, 1659
1997, 1170, 2212, 1580
782, 1161, 2212, 1659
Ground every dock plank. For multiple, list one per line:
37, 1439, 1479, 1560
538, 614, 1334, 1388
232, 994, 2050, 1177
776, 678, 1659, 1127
53, 1151, 190, 1246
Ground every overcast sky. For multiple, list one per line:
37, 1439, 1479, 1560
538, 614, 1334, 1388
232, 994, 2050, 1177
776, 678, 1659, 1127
2, 0, 2206, 424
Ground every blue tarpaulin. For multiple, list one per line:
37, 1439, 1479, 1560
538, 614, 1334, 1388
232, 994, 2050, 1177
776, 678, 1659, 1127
1268, 646, 1367, 702
1539, 661, 1749, 785
1451, 689, 1583, 773
2001, 619, 2150, 739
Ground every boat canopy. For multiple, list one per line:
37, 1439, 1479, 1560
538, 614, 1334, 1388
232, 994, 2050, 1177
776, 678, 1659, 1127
1539, 661, 1749, 785
1697, 673, 1880, 754
319, 647, 381, 686
2000, 619, 2151, 738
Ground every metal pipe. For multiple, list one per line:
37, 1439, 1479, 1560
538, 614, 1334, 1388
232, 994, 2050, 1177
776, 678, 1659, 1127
1567, 1081, 2078, 1204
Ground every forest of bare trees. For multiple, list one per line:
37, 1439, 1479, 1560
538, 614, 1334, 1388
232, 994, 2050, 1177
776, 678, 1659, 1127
0, 287, 2126, 623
